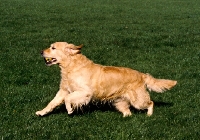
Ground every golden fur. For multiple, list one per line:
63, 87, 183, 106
36, 42, 177, 117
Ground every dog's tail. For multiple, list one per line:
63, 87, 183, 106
143, 73, 177, 93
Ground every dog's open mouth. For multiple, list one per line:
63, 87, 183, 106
44, 57, 57, 65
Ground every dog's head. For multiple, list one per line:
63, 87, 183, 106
41, 42, 83, 66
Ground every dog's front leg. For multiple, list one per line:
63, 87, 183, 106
65, 91, 92, 114
36, 89, 69, 116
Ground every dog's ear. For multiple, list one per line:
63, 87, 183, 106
64, 44, 83, 55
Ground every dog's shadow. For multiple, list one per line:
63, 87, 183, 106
50, 102, 115, 116
154, 101, 173, 107
49, 101, 173, 116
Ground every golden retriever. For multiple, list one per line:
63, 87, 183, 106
36, 42, 177, 117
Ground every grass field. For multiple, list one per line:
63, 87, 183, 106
1, 0, 200, 139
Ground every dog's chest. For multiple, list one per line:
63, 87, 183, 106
63, 75, 90, 93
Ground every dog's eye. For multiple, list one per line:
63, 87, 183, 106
52, 47, 56, 50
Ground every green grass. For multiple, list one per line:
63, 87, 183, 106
1, 0, 200, 139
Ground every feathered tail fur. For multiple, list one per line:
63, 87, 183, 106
143, 73, 177, 93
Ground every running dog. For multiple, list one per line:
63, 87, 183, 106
36, 42, 177, 117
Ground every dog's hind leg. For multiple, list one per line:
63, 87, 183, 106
36, 89, 68, 116
113, 98, 132, 117
129, 88, 154, 116
65, 91, 92, 114
146, 101, 154, 116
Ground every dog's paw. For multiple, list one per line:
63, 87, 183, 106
36, 111, 46, 116
147, 112, 153, 117
67, 109, 74, 115
123, 111, 132, 117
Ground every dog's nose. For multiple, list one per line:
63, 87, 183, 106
41, 51, 44, 55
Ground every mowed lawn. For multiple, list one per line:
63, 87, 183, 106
1, 0, 200, 139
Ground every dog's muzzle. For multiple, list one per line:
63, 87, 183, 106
41, 51, 57, 65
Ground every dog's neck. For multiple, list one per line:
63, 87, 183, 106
59, 53, 93, 72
